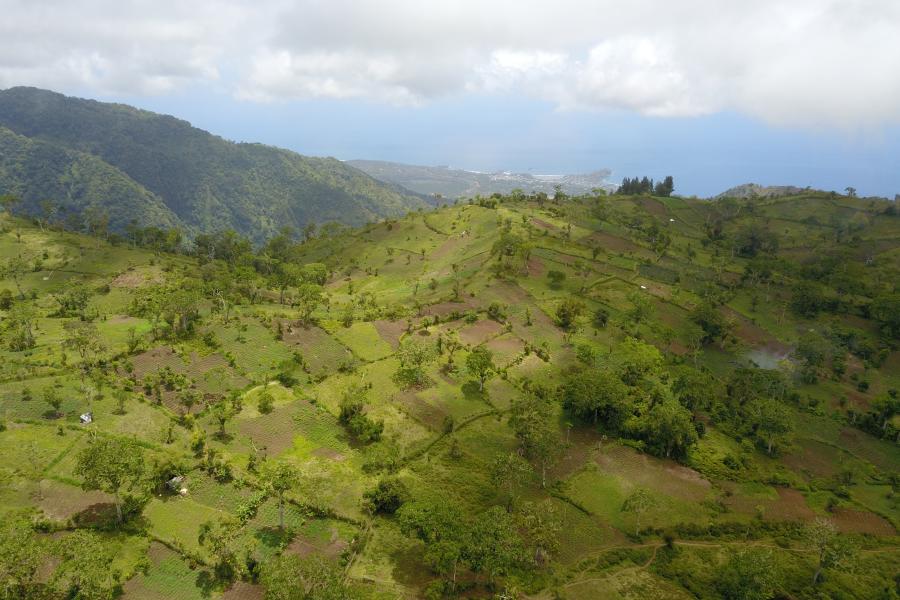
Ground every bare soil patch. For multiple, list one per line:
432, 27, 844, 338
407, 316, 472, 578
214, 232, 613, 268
783, 439, 841, 478
458, 319, 504, 346
110, 267, 163, 289
37, 481, 113, 521
286, 527, 349, 560
396, 389, 448, 431
831, 508, 896, 535
587, 231, 643, 254
220, 582, 265, 600
372, 319, 407, 349
766, 488, 817, 521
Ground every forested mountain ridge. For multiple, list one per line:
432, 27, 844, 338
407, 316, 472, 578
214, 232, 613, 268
0, 87, 428, 241
1, 187, 897, 598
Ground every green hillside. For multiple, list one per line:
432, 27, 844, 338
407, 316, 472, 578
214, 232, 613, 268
0, 190, 898, 599
0, 87, 428, 241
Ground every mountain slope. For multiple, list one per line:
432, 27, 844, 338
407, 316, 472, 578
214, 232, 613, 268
0, 87, 427, 241
0, 125, 181, 231
348, 159, 615, 198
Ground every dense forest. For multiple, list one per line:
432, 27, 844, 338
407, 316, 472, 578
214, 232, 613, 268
0, 187, 898, 599
0, 88, 428, 242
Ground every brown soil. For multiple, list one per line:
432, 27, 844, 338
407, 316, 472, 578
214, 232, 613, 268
458, 319, 504, 346
286, 527, 349, 559
831, 508, 897, 536
766, 488, 817, 521
37, 482, 113, 520
110, 267, 163, 289
523, 256, 545, 278
587, 231, 644, 254
783, 439, 841, 478
634, 197, 669, 218
419, 297, 479, 318
532, 218, 561, 231
372, 319, 407, 349
220, 582, 266, 600
396, 389, 448, 431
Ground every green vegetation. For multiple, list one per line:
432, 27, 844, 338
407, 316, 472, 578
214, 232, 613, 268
0, 87, 428, 241
0, 186, 898, 598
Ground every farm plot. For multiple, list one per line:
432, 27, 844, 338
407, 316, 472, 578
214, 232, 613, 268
329, 321, 394, 361
122, 542, 216, 600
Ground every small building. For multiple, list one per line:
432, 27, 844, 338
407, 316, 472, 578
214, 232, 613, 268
79, 412, 93, 424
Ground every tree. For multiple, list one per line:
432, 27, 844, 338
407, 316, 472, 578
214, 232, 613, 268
75, 436, 145, 524
592, 306, 609, 331
394, 338, 436, 388
844, 186, 857, 198
717, 547, 779, 600
621, 487, 657, 536
654, 175, 675, 197
399, 500, 468, 586
63, 320, 105, 376
555, 297, 584, 331
791, 281, 826, 318
870, 293, 900, 340
748, 398, 793, 455
516, 500, 561, 565
3, 302, 36, 351
260, 553, 353, 600
300, 262, 328, 285
547, 270, 566, 289
338, 383, 383, 443
43, 386, 63, 418
52, 530, 119, 600
615, 337, 663, 386
509, 395, 560, 487
490, 452, 533, 511
260, 460, 298, 530
637, 397, 697, 459
465, 506, 528, 584
211, 400, 235, 439
733, 224, 779, 258
364, 477, 409, 514
466, 346, 495, 392
198, 517, 247, 581
0, 255, 28, 299
52, 284, 92, 319
871, 391, 900, 431
38, 199, 57, 232
0, 511, 47, 600
807, 518, 855, 584
689, 301, 731, 345
562, 368, 630, 429
295, 283, 323, 324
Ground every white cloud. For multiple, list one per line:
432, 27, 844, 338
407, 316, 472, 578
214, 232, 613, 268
1, 0, 899, 128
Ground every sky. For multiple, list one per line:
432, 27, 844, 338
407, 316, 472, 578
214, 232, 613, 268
1, 0, 899, 198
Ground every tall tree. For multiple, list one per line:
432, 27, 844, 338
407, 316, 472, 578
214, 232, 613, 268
621, 487, 657, 536
466, 346, 495, 392
807, 518, 855, 584
260, 460, 298, 530
75, 436, 145, 524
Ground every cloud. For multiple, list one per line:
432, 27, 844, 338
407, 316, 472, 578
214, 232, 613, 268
1, 0, 899, 128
